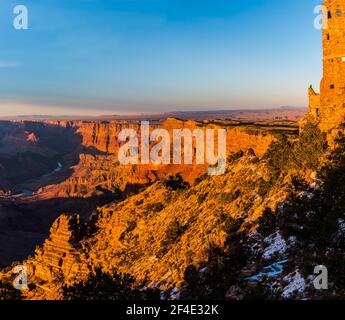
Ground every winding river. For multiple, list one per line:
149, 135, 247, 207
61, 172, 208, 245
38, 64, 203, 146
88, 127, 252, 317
19, 161, 63, 196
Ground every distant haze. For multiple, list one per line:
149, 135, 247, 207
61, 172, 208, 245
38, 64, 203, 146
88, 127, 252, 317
0, 107, 307, 122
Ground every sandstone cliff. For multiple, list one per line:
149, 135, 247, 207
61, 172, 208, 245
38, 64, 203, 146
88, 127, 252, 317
23, 214, 89, 299
28, 118, 290, 199
0, 118, 303, 300
13, 154, 292, 299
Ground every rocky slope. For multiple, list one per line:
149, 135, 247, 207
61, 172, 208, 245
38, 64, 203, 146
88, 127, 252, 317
1, 118, 309, 300
2, 145, 326, 300
9, 118, 291, 199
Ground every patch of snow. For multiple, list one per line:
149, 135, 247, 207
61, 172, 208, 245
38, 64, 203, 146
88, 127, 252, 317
307, 274, 316, 284
248, 243, 261, 256
282, 271, 306, 299
277, 201, 288, 214
338, 219, 345, 236
298, 191, 315, 199
287, 236, 297, 247
245, 260, 289, 282
250, 231, 261, 241
310, 182, 321, 190
160, 291, 165, 300
199, 267, 208, 274
263, 232, 287, 260
170, 286, 180, 300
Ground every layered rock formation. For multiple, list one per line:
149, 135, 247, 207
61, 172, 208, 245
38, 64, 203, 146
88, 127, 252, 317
12, 150, 316, 300
2, 117, 289, 200
36, 118, 296, 197
0, 117, 300, 299
13, 156, 275, 298
24, 214, 89, 299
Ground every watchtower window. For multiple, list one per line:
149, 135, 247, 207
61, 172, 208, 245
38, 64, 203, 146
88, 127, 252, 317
328, 11, 332, 19
327, 34, 330, 40
330, 84, 335, 89
316, 108, 320, 117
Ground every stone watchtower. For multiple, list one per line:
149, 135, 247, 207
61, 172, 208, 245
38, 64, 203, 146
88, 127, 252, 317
305, 0, 345, 132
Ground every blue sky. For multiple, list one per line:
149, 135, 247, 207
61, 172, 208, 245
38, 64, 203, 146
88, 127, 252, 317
0, 0, 323, 116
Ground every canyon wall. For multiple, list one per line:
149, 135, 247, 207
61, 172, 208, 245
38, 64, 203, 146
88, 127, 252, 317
42, 118, 276, 156
0, 118, 292, 197
30, 118, 279, 198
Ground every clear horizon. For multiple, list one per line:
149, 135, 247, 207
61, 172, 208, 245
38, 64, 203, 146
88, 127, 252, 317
0, 0, 322, 116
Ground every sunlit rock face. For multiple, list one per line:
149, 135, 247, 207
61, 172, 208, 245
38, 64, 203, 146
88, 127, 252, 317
26, 214, 89, 285
0, 117, 300, 300
304, 0, 345, 133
